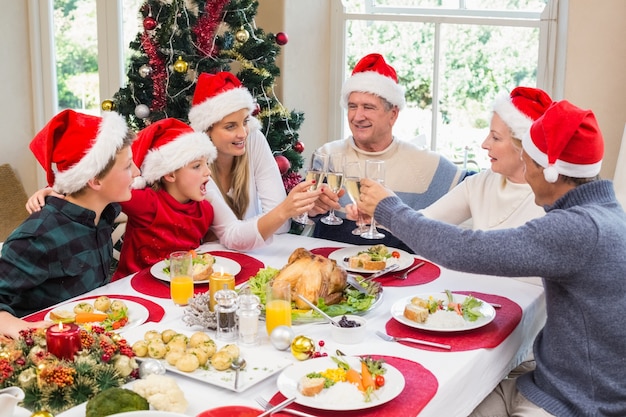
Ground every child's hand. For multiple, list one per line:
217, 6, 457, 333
26, 187, 64, 214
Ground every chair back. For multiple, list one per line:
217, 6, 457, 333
0, 164, 29, 242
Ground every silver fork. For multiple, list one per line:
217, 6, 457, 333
393, 261, 426, 280
255, 397, 317, 417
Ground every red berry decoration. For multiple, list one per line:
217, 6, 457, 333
143, 16, 157, 31
318, 340, 325, 347
293, 141, 305, 153
275, 155, 291, 175
275, 32, 288, 46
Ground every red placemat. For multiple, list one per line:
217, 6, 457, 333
269, 355, 437, 417
311, 247, 440, 286
131, 251, 264, 298
23, 294, 165, 323
386, 291, 522, 352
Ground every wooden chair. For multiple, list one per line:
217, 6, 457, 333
0, 164, 29, 242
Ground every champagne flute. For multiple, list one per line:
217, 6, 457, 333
343, 161, 369, 235
320, 153, 345, 225
361, 160, 386, 239
292, 151, 328, 225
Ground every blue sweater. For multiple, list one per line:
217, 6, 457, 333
375, 180, 626, 416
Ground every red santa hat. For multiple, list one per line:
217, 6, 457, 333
522, 100, 604, 183
492, 86, 553, 139
188, 72, 256, 133
29, 109, 129, 194
132, 117, 217, 188
340, 53, 406, 110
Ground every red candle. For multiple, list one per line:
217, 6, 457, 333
46, 322, 82, 360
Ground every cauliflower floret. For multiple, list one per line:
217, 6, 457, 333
132, 374, 188, 413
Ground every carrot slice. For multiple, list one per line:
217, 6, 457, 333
74, 312, 108, 323
188, 249, 198, 258
361, 360, 375, 390
346, 368, 364, 392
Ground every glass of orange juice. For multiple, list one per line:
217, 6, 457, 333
169, 251, 193, 306
265, 280, 292, 335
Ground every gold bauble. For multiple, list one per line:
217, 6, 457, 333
235, 28, 250, 43
173, 56, 188, 73
290, 335, 315, 361
30, 411, 54, 417
101, 100, 114, 111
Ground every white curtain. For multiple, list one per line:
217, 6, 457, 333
613, 123, 626, 208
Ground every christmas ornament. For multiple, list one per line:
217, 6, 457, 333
29, 412, 54, 417
291, 335, 315, 361
252, 102, 261, 116
293, 141, 305, 153
101, 100, 114, 111
138, 359, 166, 378
138, 64, 152, 78
275, 32, 289, 46
143, 16, 157, 31
275, 155, 291, 175
172, 56, 188, 73
270, 325, 295, 350
235, 28, 250, 43
134, 104, 150, 119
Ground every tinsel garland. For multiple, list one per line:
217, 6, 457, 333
193, 0, 230, 56
141, 32, 167, 111
221, 50, 272, 78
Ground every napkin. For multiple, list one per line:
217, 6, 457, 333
268, 355, 437, 417
130, 251, 264, 298
310, 247, 440, 287
22, 294, 165, 323
385, 291, 522, 352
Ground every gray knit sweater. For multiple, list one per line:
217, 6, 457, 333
375, 180, 626, 416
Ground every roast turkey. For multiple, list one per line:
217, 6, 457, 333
272, 248, 347, 310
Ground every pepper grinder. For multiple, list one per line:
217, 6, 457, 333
237, 288, 261, 346
215, 285, 238, 341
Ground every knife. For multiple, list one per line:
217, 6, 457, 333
364, 263, 399, 280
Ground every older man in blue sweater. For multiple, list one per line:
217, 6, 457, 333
359, 100, 626, 417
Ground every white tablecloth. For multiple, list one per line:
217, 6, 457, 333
56, 233, 546, 417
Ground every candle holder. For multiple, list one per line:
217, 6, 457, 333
46, 322, 82, 360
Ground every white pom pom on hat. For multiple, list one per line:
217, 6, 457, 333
522, 100, 604, 183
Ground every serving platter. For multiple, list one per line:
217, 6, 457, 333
328, 246, 414, 273
150, 256, 241, 284
276, 355, 405, 411
45, 299, 149, 331
390, 293, 496, 332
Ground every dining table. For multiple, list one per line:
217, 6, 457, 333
28, 233, 545, 417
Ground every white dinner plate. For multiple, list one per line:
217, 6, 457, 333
277, 356, 405, 410
150, 256, 241, 284
45, 299, 150, 332
328, 246, 414, 273
111, 412, 188, 417
390, 293, 496, 332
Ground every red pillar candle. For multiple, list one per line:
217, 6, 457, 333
46, 323, 82, 360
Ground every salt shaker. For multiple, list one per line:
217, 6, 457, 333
237, 288, 260, 346
215, 285, 238, 341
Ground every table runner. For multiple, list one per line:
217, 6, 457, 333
311, 247, 440, 286
385, 291, 522, 352
130, 251, 264, 298
23, 294, 165, 323
268, 355, 437, 417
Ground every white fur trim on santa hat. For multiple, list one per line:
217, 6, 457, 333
53, 111, 128, 194
137, 131, 217, 186
522, 131, 603, 183
492, 93, 533, 140
340, 71, 406, 110
188, 87, 255, 133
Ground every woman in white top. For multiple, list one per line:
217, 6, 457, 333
420, 87, 552, 231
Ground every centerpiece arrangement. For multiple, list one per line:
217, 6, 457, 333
0, 326, 138, 414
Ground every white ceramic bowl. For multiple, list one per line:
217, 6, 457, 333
330, 314, 367, 344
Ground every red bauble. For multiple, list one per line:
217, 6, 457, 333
275, 32, 289, 46
293, 141, 305, 153
252, 103, 261, 116
275, 155, 291, 175
143, 17, 157, 31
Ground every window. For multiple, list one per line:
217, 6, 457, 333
330, 0, 564, 169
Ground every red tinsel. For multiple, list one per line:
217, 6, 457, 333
193, 0, 230, 56
140, 32, 167, 111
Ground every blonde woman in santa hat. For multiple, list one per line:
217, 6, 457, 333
110, 117, 218, 279
359, 100, 626, 416
188, 71, 320, 250
420, 87, 552, 232
0, 109, 139, 338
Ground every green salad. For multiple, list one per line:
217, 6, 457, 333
246, 267, 378, 321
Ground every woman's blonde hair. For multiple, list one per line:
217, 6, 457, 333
211, 142, 250, 220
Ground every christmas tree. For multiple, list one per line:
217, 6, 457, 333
107, 0, 304, 190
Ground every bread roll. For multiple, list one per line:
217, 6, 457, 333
192, 253, 215, 281
362, 260, 386, 270
299, 376, 325, 396
404, 303, 429, 323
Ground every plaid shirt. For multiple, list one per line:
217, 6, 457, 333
0, 197, 120, 317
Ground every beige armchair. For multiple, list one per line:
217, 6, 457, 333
0, 164, 29, 242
